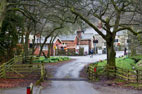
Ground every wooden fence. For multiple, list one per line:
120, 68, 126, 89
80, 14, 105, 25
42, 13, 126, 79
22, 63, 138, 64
0, 56, 22, 78
87, 65, 142, 83
0, 55, 46, 79
5, 64, 42, 79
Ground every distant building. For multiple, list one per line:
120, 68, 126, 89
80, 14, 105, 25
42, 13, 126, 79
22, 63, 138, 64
128, 33, 142, 55
59, 31, 95, 55
76, 31, 95, 54
84, 28, 128, 53
29, 35, 62, 56
114, 33, 128, 51
59, 34, 78, 50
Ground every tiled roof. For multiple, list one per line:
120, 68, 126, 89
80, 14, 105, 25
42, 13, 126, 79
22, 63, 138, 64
84, 28, 127, 35
59, 35, 77, 41
32, 37, 61, 44
84, 28, 106, 35
81, 33, 94, 40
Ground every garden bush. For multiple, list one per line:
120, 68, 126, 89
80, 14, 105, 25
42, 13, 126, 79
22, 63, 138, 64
135, 60, 142, 70
32, 56, 70, 63
129, 55, 142, 62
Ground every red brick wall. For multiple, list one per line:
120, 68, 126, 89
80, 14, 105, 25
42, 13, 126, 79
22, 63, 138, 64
62, 37, 78, 49
52, 39, 62, 55
80, 40, 92, 50
53, 39, 62, 48
34, 45, 48, 56
80, 40, 90, 45
74, 37, 78, 45
34, 39, 62, 56
77, 31, 82, 39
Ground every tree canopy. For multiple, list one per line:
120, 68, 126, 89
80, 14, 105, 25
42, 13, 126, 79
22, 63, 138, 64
0, 0, 142, 66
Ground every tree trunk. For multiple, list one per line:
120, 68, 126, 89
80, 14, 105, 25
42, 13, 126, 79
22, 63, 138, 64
38, 36, 48, 57
47, 34, 58, 58
31, 34, 36, 55
107, 41, 116, 67
47, 44, 51, 58
23, 32, 30, 63
0, 0, 7, 32
47, 36, 53, 58
131, 47, 136, 56
31, 23, 38, 55
106, 38, 116, 78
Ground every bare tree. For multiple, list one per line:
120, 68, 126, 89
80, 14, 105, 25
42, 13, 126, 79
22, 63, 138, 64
60, 0, 142, 69
33, 0, 80, 57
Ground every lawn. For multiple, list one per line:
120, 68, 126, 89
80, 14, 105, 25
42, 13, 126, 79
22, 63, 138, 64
88, 56, 142, 88
94, 57, 136, 70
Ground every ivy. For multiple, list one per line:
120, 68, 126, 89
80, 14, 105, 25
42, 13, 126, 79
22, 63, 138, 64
0, 11, 24, 63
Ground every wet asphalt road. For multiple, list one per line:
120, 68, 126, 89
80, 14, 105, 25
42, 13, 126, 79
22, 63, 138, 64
2, 52, 142, 94
41, 52, 124, 94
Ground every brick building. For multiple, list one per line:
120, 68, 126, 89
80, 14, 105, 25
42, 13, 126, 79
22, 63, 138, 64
60, 35, 78, 49
77, 31, 95, 54
59, 31, 95, 55
29, 36, 62, 56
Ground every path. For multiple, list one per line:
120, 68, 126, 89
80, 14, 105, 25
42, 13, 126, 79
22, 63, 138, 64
40, 51, 129, 94
1, 52, 141, 94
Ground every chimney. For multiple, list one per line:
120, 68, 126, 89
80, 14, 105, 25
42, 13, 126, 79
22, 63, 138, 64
77, 31, 82, 39
98, 21, 102, 29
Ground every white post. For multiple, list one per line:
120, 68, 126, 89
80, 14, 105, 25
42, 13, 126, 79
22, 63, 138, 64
30, 83, 33, 94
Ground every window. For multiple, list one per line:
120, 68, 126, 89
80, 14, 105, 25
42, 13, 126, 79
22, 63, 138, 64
29, 44, 33, 48
93, 40, 98, 43
115, 39, 118, 42
104, 42, 106, 46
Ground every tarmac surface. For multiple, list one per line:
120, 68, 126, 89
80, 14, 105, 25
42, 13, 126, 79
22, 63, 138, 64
1, 52, 142, 94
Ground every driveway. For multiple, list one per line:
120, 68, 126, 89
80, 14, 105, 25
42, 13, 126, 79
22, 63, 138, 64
2, 52, 142, 94
55, 51, 123, 78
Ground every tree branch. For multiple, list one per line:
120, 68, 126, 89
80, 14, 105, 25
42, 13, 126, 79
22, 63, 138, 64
117, 26, 138, 35
71, 8, 106, 40
111, 0, 120, 12
113, 12, 121, 34
8, 3, 37, 7
38, 24, 63, 57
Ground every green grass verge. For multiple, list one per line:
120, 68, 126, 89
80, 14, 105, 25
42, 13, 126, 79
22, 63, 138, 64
129, 55, 142, 60
92, 57, 135, 70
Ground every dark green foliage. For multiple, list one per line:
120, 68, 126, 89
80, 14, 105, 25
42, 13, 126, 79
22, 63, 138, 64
129, 55, 142, 62
56, 49, 76, 56
32, 56, 70, 63
0, 11, 24, 63
89, 57, 136, 71
67, 49, 76, 56
79, 48, 84, 56
56, 50, 66, 56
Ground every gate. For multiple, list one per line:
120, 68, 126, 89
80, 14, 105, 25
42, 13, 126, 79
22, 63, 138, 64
6, 64, 41, 79
0, 56, 45, 79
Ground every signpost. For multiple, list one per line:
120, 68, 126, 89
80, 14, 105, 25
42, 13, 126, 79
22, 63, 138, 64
93, 40, 98, 54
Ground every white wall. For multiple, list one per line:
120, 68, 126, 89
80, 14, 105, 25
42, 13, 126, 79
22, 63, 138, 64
79, 45, 89, 54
